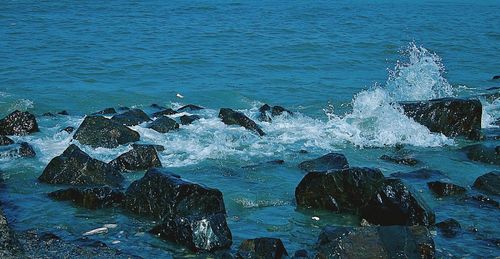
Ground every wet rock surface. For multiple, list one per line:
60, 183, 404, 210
399, 97, 482, 140
316, 225, 435, 258
391, 169, 448, 180
436, 218, 461, 238
151, 108, 177, 118
177, 104, 204, 112
18, 142, 36, 157
109, 144, 162, 172
427, 181, 467, 197
111, 109, 151, 126
180, 115, 201, 125
0, 142, 36, 158
38, 144, 124, 186
236, 237, 288, 259
48, 186, 125, 209
258, 104, 292, 122
219, 108, 265, 136
0, 136, 14, 146
298, 153, 349, 172
92, 107, 117, 115
473, 172, 500, 195
462, 144, 500, 165
0, 207, 24, 258
148, 116, 179, 133
62, 126, 75, 133
73, 116, 140, 148
380, 154, 419, 166
0, 110, 39, 136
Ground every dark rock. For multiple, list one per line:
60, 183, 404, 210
486, 86, 500, 91
473, 172, 500, 195
148, 116, 179, 133
219, 108, 265, 136
299, 149, 308, 154
462, 144, 500, 165
111, 109, 151, 126
61, 126, 75, 134
132, 143, 164, 152
481, 92, 500, 103
118, 106, 130, 111
295, 167, 385, 212
464, 194, 500, 209
436, 218, 461, 238
493, 75, 500, 80
151, 108, 177, 118
391, 169, 448, 180
151, 104, 166, 110
180, 115, 201, 125
42, 112, 56, 117
0, 142, 36, 158
242, 159, 285, 169
109, 144, 162, 172
399, 98, 482, 140
38, 144, 124, 186
316, 225, 435, 258
48, 186, 125, 209
0, 136, 14, 146
92, 107, 117, 115
0, 110, 39, 136
58, 110, 69, 116
380, 154, 419, 166
177, 104, 204, 112
18, 142, 36, 157
0, 207, 24, 258
293, 249, 309, 259
258, 104, 292, 122
73, 116, 140, 148
236, 238, 288, 259
427, 181, 466, 197
150, 213, 232, 252
298, 153, 349, 172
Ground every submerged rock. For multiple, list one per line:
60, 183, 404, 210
109, 144, 162, 172
399, 98, 482, 140
38, 144, 124, 186
236, 238, 288, 259
219, 108, 265, 136
427, 181, 466, 197
148, 116, 179, 133
436, 218, 461, 238
473, 172, 500, 195
462, 144, 500, 165
73, 116, 140, 148
111, 109, 151, 126
151, 108, 177, 118
391, 169, 448, 180
48, 186, 125, 209
315, 225, 435, 258
0, 207, 24, 258
92, 107, 117, 115
177, 104, 204, 112
380, 154, 419, 166
463, 194, 500, 209
298, 153, 349, 172
258, 104, 292, 122
132, 143, 164, 152
180, 115, 201, 125
58, 110, 69, 116
0, 110, 39, 136
0, 142, 36, 158
18, 142, 36, 157
151, 104, 166, 110
0, 136, 14, 146
493, 75, 500, 80
61, 126, 75, 134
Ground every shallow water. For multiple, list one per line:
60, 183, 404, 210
1, 1, 499, 258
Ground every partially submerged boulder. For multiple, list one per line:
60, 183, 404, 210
427, 181, 466, 197
399, 98, 482, 140
258, 104, 292, 122
391, 169, 448, 180
462, 144, 499, 165
236, 238, 288, 259
177, 104, 204, 112
61, 126, 75, 134
380, 154, 419, 166
73, 116, 140, 148
148, 116, 179, 133
92, 107, 116, 115
473, 172, 500, 195
315, 225, 435, 258
0, 110, 39, 136
436, 218, 461, 238
48, 186, 125, 209
0, 142, 36, 158
180, 115, 201, 125
152, 108, 177, 118
298, 153, 349, 172
38, 144, 124, 186
109, 144, 162, 172
111, 109, 150, 126
219, 108, 265, 136
18, 142, 36, 158
0, 136, 14, 146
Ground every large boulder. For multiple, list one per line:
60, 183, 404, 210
38, 144, 124, 186
0, 142, 36, 158
148, 116, 179, 133
236, 238, 288, 259
398, 98, 482, 140
152, 108, 177, 118
48, 186, 125, 209
111, 109, 150, 126
0, 207, 24, 258
315, 225, 435, 258
0, 136, 14, 146
109, 144, 162, 172
298, 153, 349, 172
219, 108, 265, 136
473, 172, 500, 195
0, 110, 39, 136
180, 115, 201, 125
258, 104, 292, 122
427, 181, 466, 197
73, 116, 140, 148
462, 144, 499, 165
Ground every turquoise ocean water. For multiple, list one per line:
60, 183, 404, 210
1, 1, 499, 257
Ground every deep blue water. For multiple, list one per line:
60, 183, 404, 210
0, 1, 499, 258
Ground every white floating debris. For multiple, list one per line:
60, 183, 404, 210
176, 93, 184, 99
83, 227, 108, 236
103, 224, 118, 229
312, 216, 320, 221
112, 240, 121, 244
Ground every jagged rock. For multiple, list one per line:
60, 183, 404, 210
61, 126, 75, 134
0, 136, 14, 146
38, 144, 124, 186
493, 75, 500, 80
298, 153, 349, 172
177, 104, 204, 112
92, 107, 116, 115
0, 110, 39, 136
315, 225, 435, 258
427, 181, 466, 196
380, 154, 419, 166
258, 104, 292, 122
219, 108, 265, 136
295, 167, 385, 212
150, 213, 232, 252
436, 218, 461, 238
0, 142, 36, 158
391, 169, 448, 180
18, 142, 35, 157
111, 109, 150, 126
48, 186, 125, 209
73, 116, 140, 148
399, 98, 482, 140
462, 144, 500, 165
58, 110, 69, 116
0, 207, 24, 258
473, 172, 500, 195
132, 143, 164, 152
109, 144, 162, 172
236, 238, 288, 259
180, 115, 201, 125
148, 116, 179, 133
151, 108, 177, 118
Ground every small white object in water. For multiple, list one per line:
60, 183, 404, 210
83, 227, 108, 236
112, 240, 121, 244
312, 216, 320, 221
176, 93, 184, 98
103, 224, 118, 229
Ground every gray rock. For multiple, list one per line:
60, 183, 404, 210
73, 116, 140, 148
